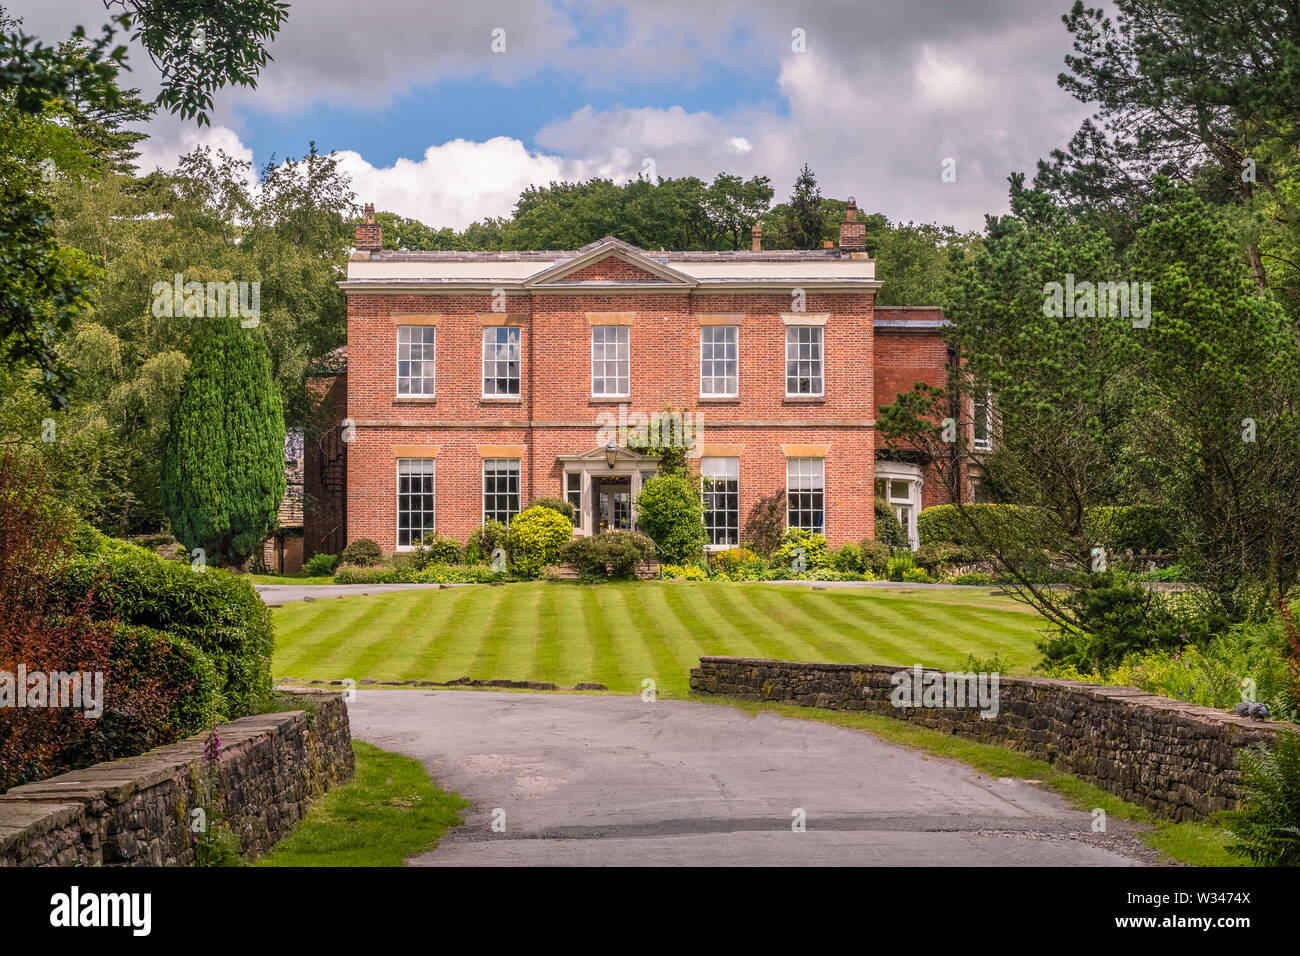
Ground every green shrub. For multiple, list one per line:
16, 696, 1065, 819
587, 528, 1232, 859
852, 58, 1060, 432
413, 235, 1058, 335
1036, 571, 1186, 671
529, 496, 576, 523
468, 520, 510, 564
340, 538, 383, 567
635, 474, 706, 564
559, 531, 655, 579
948, 571, 995, 586
1223, 730, 1300, 867
56, 535, 273, 719
917, 503, 1175, 556
302, 552, 340, 576
857, 539, 891, 574
102, 624, 222, 753
874, 497, 907, 548
420, 535, 465, 565
831, 542, 863, 573
914, 541, 961, 572
332, 563, 509, 584
901, 566, 936, 584
661, 563, 709, 580
885, 551, 915, 582
710, 547, 757, 573
773, 528, 830, 573
507, 506, 573, 577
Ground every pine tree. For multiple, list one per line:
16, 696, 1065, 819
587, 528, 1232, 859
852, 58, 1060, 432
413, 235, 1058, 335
784, 164, 824, 249
162, 317, 285, 566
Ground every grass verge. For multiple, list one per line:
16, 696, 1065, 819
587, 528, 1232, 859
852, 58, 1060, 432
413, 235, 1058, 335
255, 741, 466, 867
700, 695, 1244, 868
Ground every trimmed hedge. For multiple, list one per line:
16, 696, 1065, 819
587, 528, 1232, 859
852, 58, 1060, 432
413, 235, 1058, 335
57, 532, 273, 719
332, 563, 509, 584
917, 503, 1176, 554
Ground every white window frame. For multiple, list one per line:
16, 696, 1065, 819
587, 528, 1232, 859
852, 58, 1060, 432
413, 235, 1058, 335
482, 326, 522, 398
701, 457, 740, 549
396, 325, 437, 397
699, 325, 739, 398
972, 390, 994, 451
565, 472, 582, 527
395, 458, 436, 551
785, 458, 825, 533
482, 458, 521, 525
591, 325, 630, 398
875, 462, 924, 550
785, 326, 824, 397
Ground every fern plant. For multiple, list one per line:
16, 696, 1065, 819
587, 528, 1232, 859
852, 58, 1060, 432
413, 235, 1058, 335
1223, 730, 1300, 867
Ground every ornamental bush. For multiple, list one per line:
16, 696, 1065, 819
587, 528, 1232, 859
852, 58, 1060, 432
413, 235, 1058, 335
528, 496, 576, 523
340, 538, 383, 566
773, 528, 830, 572
302, 552, 340, 576
467, 520, 510, 564
507, 506, 573, 577
874, 497, 907, 548
634, 474, 706, 564
58, 531, 274, 719
857, 539, 891, 574
559, 531, 655, 579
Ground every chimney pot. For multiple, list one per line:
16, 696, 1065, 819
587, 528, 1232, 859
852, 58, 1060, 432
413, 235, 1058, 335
751, 223, 762, 252
364, 202, 376, 224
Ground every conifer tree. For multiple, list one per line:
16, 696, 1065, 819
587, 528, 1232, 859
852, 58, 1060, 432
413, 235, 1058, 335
162, 317, 285, 566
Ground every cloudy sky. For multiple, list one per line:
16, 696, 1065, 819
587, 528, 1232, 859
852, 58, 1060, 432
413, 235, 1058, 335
10, 0, 1099, 232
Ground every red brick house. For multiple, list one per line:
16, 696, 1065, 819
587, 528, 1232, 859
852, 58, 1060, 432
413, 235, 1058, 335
337, 201, 975, 554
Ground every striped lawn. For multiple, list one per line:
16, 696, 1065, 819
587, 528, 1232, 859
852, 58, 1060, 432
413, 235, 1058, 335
271, 581, 1046, 698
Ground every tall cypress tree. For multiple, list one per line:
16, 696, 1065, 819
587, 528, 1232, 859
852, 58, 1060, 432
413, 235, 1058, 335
162, 317, 285, 566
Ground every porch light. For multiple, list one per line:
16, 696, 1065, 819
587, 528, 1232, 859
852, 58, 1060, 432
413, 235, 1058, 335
604, 441, 618, 468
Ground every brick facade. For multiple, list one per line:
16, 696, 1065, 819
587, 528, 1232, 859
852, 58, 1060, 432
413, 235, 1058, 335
338, 218, 958, 554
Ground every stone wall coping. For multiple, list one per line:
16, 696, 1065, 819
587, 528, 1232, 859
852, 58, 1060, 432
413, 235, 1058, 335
694, 656, 1300, 736
0, 709, 311, 806
0, 803, 83, 854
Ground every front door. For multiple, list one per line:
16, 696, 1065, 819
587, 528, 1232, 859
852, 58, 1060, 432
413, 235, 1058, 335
594, 478, 632, 532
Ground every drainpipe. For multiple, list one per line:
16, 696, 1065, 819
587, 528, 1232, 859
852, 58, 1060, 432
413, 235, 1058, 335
946, 344, 962, 503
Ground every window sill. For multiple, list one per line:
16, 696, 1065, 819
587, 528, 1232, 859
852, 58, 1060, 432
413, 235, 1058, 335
480, 396, 523, 403
783, 396, 826, 404
698, 395, 740, 403
589, 396, 631, 404
394, 396, 436, 404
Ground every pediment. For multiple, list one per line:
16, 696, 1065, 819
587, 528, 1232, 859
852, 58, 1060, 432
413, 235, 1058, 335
525, 238, 697, 288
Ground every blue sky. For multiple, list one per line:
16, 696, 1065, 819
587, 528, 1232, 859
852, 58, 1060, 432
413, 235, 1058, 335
9, 0, 1094, 231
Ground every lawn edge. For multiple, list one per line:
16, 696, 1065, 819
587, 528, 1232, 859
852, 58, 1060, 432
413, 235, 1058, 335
691, 693, 1245, 868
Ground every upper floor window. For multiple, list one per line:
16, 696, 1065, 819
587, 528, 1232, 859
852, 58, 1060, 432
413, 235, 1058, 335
483, 326, 521, 397
591, 326, 629, 397
483, 458, 521, 524
700, 326, 738, 397
973, 390, 994, 451
787, 458, 825, 533
396, 458, 436, 548
397, 325, 436, 396
785, 326, 823, 396
701, 457, 739, 547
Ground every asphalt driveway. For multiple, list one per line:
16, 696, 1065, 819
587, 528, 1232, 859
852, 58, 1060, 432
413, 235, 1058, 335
348, 690, 1155, 866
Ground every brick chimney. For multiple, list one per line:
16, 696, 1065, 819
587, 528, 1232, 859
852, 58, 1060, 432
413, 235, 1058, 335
355, 202, 382, 252
751, 223, 762, 252
838, 196, 866, 253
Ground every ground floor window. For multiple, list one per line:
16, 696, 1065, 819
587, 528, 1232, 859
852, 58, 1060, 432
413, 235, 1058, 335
875, 467, 922, 549
565, 472, 582, 525
701, 457, 739, 546
396, 458, 436, 548
483, 458, 520, 524
786, 458, 824, 533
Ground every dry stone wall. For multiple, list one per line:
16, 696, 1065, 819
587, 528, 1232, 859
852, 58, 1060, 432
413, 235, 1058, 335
0, 691, 353, 866
690, 656, 1296, 821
